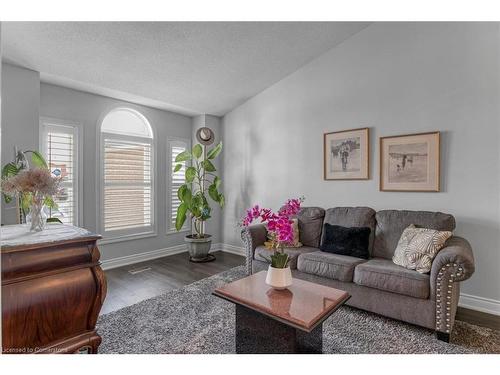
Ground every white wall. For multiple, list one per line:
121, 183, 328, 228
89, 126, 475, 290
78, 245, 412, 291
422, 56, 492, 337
1, 63, 40, 224
222, 23, 500, 309
38, 83, 193, 261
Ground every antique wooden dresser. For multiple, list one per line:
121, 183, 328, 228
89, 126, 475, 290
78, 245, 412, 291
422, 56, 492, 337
1, 224, 107, 354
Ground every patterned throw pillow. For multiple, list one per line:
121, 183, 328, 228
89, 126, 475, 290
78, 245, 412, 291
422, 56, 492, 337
392, 224, 452, 273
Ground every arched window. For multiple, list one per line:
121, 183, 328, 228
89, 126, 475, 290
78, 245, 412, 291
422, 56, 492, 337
100, 108, 154, 239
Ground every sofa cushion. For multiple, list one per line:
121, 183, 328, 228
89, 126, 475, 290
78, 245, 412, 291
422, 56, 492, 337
353, 258, 430, 299
297, 251, 367, 282
373, 210, 456, 259
320, 223, 371, 259
322, 207, 376, 255
254, 245, 317, 269
297, 207, 325, 248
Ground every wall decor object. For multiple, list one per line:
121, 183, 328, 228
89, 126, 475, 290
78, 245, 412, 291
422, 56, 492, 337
324, 127, 369, 180
379, 131, 440, 192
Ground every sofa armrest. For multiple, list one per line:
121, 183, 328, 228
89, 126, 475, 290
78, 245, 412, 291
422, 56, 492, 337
430, 236, 475, 336
241, 224, 267, 275
430, 236, 475, 288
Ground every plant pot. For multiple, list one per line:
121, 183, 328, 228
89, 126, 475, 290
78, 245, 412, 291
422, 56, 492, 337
185, 234, 212, 260
265, 265, 293, 290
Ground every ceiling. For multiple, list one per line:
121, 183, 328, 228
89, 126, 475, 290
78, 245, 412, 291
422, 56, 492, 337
2, 22, 370, 116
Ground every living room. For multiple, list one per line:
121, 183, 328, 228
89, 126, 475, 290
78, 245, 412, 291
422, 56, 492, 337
1, 0, 499, 372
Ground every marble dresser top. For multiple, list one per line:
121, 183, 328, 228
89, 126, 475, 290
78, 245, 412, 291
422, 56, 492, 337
1, 223, 98, 248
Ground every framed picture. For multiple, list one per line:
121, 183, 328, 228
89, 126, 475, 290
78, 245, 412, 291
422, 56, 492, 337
379, 131, 440, 192
324, 127, 369, 180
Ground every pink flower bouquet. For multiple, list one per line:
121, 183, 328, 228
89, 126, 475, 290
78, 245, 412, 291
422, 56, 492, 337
240, 197, 304, 268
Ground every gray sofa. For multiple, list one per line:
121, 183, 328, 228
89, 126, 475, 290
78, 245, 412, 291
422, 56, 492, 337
241, 207, 475, 342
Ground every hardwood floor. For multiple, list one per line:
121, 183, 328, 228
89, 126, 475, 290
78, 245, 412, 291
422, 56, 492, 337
456, 307, 500, 331
101, 251, 244, 315
101, 251, 499, 331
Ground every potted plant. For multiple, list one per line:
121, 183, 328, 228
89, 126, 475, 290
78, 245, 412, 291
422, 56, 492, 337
240, 197, 304, 289
1, 168, 62, 232
1, 149, 62, 226
173, 128, 224, 262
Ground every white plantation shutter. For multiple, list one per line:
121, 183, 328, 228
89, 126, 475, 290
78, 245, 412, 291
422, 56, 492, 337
41, 121, 79, 225
169, 139, 189, 231
103, 137, 152, 232
100, 108, 154, 239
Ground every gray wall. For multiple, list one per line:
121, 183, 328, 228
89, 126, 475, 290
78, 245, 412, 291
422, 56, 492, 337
1, 63, 40, 224
39, 83, 193, 261
222, 23, 500, 305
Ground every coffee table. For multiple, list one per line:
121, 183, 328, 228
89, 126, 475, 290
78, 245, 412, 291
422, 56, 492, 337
213, 271, 350, 354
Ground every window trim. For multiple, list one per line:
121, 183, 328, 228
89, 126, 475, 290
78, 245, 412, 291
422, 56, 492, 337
39, 117, 82, 227
167, 137, 191, 235
96, 107, 157, 244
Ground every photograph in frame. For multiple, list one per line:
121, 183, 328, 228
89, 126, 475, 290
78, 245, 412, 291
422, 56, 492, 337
379, 131, 440, 192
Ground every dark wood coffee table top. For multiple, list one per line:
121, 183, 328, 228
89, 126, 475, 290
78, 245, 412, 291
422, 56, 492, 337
213, 271, 350, 332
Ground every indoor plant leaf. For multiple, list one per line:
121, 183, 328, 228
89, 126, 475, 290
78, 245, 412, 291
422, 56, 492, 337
175, 150, 192, 163
173, 163, 183, 173
213, 176, 221, 189
202, 160, 216, 172
2, 162, 19, 179
218, 193, 225, 208
175, 202, 188, 231
208, 184, 219, 203
192, 144, 202, 159
47, 217, 63, 224
207, 142, 222, 160
27, 150, 48, 169
185, 167, 197, 183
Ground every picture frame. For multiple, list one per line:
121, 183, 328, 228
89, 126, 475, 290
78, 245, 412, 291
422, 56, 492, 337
323, 127, 369, 180
379, 131, 440, 192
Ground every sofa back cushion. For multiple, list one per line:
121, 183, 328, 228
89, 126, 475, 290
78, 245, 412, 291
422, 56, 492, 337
297, 207, 325, 248
321, 207, 376, 254
373, 210, 456, 259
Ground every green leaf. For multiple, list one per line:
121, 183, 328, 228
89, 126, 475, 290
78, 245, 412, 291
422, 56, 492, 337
185, 167, 196, 183
2, 162, 19, 179
27, 150, 48, 169
47, 217, 63, 224
192, 144, 202, 159
182, 186, 192, 206
173, 163, 183, 173
202, 160, 216, 172
213, 176, 221, 189
177, 184, 187, 201
175, 150, 192, 163
208, 184, 219, 203
175, 202, 188, 231
207, 142, 222, 160
218, 193, 225, 209
3, 193, 13, 204
43, 196, 58, 209
20, 193, 32, 212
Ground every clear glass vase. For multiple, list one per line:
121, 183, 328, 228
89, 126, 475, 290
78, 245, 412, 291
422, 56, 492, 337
27, 198, 48, 232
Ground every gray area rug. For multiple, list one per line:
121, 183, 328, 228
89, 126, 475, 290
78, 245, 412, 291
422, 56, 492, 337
97, 266, 500, 354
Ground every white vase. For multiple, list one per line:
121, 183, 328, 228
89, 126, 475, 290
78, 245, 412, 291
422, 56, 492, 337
265, 265, 293, 290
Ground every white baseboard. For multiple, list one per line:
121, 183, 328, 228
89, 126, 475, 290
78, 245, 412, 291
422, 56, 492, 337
101, 243, 244, 270
459, 293, 500, 316
101, 244, 188, 270
215, 243, 245, 256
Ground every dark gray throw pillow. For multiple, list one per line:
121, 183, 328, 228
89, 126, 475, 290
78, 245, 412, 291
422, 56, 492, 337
320, 223, 371, 259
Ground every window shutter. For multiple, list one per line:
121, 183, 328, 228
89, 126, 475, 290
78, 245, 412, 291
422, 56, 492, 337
169, 140, 189, 231
103, 137, 153, 232
43, 123, 78, 225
